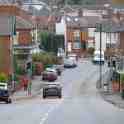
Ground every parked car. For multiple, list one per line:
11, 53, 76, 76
43, 82, 62, 98
0, 83, 12, 104
64, 58, 77, 68
68, 53, 78, 61
52, 65, 63, 76
46, 67, 57, 74
92, 50, 105, 64
42, 70, 58, 82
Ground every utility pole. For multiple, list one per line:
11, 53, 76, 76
10, 0, 16, 91
99, 23, 102, 88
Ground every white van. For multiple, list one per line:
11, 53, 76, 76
93, 50, 105, 64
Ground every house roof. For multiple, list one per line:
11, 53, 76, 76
112, 25, 124, 32
66, 16, 100, 28
32, 16, 49, 26
16, 16, 34, 30
32, 15, 58, 29
95, 19, 124, 33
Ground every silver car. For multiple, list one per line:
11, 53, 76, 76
43, 82, 62, 98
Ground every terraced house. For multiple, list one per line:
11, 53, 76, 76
0, 4, 35, 76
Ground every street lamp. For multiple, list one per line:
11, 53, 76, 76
96, 23, 102, 88
96, 4, 112, 89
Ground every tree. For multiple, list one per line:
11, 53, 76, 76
67, 0, 82, 4
66, 0, 97, 5
39, 32, 64, 54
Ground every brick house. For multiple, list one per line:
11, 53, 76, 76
65, 16, 100, 56
33, 15, 56, 33
111, 12, 124, 52
0, 5, 34, 75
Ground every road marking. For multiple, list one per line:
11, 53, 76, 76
40, 99, 64, 124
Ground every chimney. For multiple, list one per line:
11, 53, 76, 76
16, 0, 23, 6
78, 8, 83, 17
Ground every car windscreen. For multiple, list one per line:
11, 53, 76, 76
94, 54, 104, 58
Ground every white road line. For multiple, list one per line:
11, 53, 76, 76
40, 99, 64, 124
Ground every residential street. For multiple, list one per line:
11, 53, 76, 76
0, 59, 124, 124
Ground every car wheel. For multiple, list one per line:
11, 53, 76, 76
43, 90, 46, 98
43, 95, 46, 98
42, 77, 45, 80
58, 72, 61, 76
58, 92, 62, 98
43, 93, 46, 98
6, 98, 12, 104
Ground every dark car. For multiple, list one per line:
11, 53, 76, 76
0, 83, 12, 104
43, 82, 62, 98
42, 71, 58, 82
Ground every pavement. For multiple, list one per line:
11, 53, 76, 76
11, 76, 43, 101
97, 68, 124, 109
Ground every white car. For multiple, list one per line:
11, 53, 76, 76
64, 58, 77, 68
45, 67, 57, 74
93, 50, 105, 64
0, 82, 12, 104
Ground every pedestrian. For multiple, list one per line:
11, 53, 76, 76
27, 79, 32, 96
27, 69, 32, 95
24, 77, 28, 91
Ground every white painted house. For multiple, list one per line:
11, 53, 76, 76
56, 17, 65, 35
94, 32, 119, 51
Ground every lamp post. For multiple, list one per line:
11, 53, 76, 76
64, 11, 68, 57
96, 23, 102, 88
11, 0, 16, 90
99, 23, 102, 88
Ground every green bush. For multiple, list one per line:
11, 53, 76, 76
87, 47, 95, 55
16, 65, 26, 75
121, 73, 124, 84
0, 73, 8, 82
32, 52, 58, 67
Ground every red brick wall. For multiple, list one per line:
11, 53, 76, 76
0, 5, 31, 19
0, 36, 11, 75
66, 29, 88, 42
120, 32, 124, 50
18, 30, 32, 45
66, 29, 88, 56
0, 5, 17, 15
80, 32, 88, 42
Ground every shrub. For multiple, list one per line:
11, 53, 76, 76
87, 47, 95, 55
121, 73, 124, 84
0, 73, 8, 82
32, 52, 58, 66
16, 65, 26, 75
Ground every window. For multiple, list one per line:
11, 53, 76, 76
74, 31, 80, 41
73, 31, 81, 49
73, 42, 81, 49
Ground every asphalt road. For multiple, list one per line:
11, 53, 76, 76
0, 59, 124, 124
